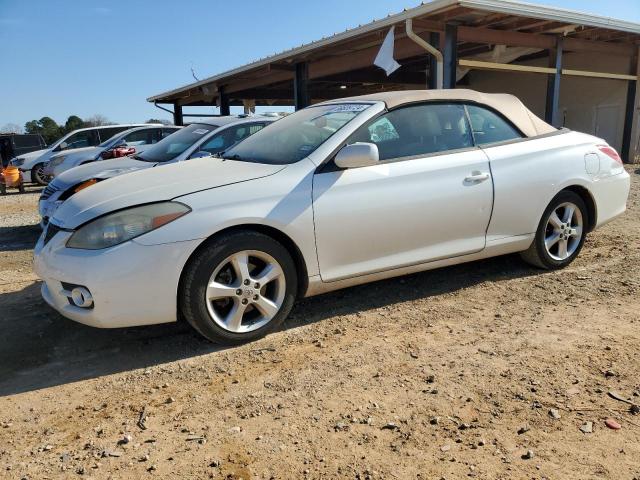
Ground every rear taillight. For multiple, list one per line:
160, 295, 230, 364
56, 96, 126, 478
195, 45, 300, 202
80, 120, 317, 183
597, 145, 623, 165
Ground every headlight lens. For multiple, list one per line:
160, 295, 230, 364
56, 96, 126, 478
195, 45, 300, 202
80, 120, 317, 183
66, 202, 190, 250
11, 158, 25, 167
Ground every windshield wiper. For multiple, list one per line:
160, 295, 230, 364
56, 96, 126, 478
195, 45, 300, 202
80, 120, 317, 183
222, 154, 243, 161
133, 154, 156, 162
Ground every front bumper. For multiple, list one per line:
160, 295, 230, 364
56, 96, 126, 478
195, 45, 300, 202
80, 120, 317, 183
19, 169, 32, 183
34, 228, 201, 328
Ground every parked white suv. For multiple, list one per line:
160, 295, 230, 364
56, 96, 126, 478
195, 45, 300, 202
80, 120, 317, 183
10, 124, 149, 184
44, 125, 180, 178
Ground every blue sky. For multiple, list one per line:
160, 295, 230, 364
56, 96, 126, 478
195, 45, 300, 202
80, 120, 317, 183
1, 0, 638, 128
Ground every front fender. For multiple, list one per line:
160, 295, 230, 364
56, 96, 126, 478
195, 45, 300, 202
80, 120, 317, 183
134, 158, 319, 277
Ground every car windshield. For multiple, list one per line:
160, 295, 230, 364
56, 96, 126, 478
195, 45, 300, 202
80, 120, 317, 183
135, 123, 218, 163
98, 132, 125, 148
222, 104, 371, 164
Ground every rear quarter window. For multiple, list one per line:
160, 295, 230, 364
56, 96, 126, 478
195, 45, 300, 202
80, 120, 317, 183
466, 105, 523, 146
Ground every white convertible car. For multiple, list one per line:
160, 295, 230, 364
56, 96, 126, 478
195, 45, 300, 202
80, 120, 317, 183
34, 90, 630, 344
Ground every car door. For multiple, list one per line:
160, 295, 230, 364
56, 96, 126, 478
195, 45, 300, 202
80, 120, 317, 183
312, 102, 494, 282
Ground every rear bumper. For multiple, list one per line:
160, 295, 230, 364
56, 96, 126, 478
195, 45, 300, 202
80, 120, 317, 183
592, 171, 631, 229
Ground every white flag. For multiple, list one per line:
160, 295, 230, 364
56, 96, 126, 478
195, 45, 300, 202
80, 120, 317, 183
374, 27, 401, 76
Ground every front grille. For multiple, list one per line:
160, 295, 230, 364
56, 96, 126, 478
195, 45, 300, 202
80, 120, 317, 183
43, 223, 63, 246
41, 183, 60, 201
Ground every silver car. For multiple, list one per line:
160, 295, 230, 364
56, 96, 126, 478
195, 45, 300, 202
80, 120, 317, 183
38, 115, 277, 226
44, 125, 180, 177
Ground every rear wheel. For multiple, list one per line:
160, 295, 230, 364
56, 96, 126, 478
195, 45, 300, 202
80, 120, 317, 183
180, 231, 297, 344
32, 163, 49, 185
521, 191, 587, 269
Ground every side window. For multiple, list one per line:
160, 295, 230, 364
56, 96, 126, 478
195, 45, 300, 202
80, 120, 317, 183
198, 133, 225, 155
466, 105, 523, 146
160, 128, 178, 140
367, 117, 399, 143
98, 126, 130, 143
63, 130, 100, 150
350, 103, 473, 161
231, 123, 265, 143
123, 129, 152, 146
198, 124, 265, 156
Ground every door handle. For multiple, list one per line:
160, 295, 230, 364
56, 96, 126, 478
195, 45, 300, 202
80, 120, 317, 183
465, 171, 490, 183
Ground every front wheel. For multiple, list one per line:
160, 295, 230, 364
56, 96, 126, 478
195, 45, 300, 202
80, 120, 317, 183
180, 231, 298, 344
521, 191, 588, 270
32, 163, 49, 185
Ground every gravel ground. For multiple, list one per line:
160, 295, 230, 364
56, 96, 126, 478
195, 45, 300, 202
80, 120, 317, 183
1, 168, 639, 479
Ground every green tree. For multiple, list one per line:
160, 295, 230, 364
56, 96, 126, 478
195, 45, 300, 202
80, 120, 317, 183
83, 114, 110, 127
146, 118, 171, 125
64, 115, 84, 133
24, 120, 40, 135
24, 117, 63, 144
38, 117, 63, 144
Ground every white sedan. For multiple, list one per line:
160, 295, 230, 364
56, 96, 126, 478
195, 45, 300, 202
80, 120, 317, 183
34, 90, 630, 344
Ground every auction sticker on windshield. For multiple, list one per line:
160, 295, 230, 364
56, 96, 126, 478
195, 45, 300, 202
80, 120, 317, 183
327, 104, 370, 113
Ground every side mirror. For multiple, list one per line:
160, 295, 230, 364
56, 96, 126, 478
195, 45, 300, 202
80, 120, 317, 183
335, 142, 379, 169
190, 151, 211, 159
59, 142, 68, 150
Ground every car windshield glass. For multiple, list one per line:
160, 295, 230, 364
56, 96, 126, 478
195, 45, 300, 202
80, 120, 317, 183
98, 132, 126, 148
222, 104, 371, 164
136, 123, 218, 162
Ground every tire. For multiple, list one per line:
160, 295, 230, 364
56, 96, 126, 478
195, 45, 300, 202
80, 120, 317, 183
520, 190, 588, 270
32, 163, 49, 185
180, 230, 298, 344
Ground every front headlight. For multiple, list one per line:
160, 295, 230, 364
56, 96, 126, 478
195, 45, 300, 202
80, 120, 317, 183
11, 158, 25, 167
66, 202, 191, 250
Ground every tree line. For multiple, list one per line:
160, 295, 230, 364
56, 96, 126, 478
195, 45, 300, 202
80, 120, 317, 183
1, 116, 170, 145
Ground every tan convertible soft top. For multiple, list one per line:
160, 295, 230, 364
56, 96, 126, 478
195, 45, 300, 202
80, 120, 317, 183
318, 89, 555, 138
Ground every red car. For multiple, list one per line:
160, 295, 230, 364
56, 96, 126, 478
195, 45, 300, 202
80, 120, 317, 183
100, 145, 136, 160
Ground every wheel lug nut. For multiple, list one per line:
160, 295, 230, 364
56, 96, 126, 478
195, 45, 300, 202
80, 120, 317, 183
253, 295, 259, 301
235, 289, 242, 295
241, 299, 248, 305
254, 282, 260, 289
243, 279, 250, 286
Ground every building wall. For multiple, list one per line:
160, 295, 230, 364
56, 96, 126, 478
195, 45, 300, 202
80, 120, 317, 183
465, 52, 631, 152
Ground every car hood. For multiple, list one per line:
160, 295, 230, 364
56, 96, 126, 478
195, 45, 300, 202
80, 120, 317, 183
50, 146, 102, 162
52, 158, 286, 229
51, 157, 152, 191
17, 148, 49, 161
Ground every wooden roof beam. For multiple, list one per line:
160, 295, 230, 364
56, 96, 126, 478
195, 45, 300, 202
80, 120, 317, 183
432, 6, 472, 22
470, 13, 512, 28
457, 25, 635, 56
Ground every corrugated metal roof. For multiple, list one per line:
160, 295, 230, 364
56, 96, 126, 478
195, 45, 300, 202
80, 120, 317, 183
147, 0, 640, 103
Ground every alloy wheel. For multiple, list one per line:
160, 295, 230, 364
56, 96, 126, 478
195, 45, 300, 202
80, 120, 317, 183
544, 202, 583, 261
205, 250, 286, 333
33, 164, 50, 185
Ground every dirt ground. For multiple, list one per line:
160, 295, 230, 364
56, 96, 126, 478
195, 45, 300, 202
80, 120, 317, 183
1, 169, 639, 480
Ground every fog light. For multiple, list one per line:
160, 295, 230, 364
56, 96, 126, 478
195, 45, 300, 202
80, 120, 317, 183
70, 287, 93, 308
61, 282, 94, 309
